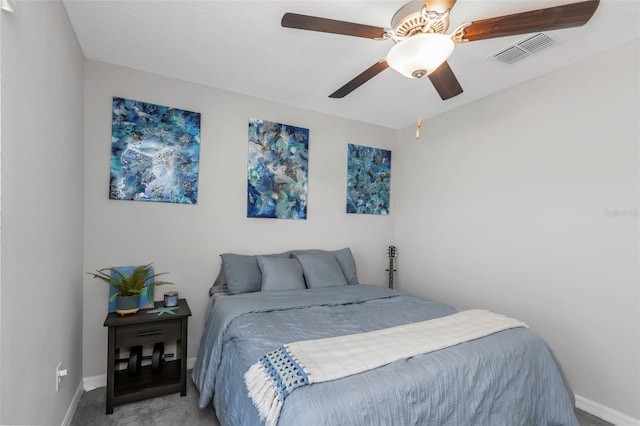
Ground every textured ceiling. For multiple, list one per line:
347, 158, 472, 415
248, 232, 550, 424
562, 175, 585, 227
63, 0, 639, 129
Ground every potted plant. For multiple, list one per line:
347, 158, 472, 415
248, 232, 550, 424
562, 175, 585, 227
88, 263, 173, 315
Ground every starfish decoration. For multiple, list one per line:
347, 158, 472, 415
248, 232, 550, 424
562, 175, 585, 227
147, 307, 178, 316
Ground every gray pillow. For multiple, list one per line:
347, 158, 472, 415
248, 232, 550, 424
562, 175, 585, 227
257, 257, 306, 291
221, 251, 290, 294
293, 253, 348, 289
292, 248, 358, 285
209, 267, 229, 297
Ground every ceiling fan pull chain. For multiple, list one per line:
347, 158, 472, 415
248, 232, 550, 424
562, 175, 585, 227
416, 117, 422, 140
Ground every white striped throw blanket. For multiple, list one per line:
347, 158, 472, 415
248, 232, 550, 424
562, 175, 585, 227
244, 309, 527, 426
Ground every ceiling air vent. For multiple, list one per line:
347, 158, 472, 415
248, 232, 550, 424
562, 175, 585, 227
490, 33, 558, 64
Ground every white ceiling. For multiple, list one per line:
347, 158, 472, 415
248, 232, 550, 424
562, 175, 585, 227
62, 0, 639, 129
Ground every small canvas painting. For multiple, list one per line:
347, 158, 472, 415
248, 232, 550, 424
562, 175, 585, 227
247, 118, 309, 219
107, 265, 155, 312
346, 143, 391, 215
110, 97, 201, 204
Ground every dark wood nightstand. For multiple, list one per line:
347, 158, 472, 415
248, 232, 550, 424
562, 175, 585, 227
103, 299, 191, 414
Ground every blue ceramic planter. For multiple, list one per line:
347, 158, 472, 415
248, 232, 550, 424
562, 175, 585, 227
116, 294, 140, 315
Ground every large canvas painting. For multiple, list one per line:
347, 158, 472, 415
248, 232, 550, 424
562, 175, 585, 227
110, 97, 201, 204
346, 143, 391, 215
247, 118, 309, 219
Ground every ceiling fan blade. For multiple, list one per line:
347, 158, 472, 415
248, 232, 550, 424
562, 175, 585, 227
329, 61, 389, 98
456, 0, 600, 42
428, 61, 463, 100
423, 0, 457, 14
282, 13, 387, 39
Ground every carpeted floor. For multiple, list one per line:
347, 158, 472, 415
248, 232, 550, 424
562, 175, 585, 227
70, 373, 218, 426
70, 371, 611, 426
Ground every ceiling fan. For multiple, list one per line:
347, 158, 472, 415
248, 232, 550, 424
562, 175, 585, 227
281, 0, 600, 101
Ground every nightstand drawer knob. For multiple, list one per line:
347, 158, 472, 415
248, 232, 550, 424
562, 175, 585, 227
136, 330, 163, 337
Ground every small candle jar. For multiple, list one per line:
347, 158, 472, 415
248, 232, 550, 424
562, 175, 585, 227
163, 291, 179, 307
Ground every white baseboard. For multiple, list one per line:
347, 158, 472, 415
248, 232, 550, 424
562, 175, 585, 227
82, 356, 197, 391
575, 394, 640, 426
82, 373, 106, 391
61, 381, 84, 426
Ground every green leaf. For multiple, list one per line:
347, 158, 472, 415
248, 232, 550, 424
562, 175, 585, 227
88, 262, 173, 296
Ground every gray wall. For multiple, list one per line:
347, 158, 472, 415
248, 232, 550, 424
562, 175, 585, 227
394, 40, 639, 420
0, 1, 84, 424
82, 60, 397, 378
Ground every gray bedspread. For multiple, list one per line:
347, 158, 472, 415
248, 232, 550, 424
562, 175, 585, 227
192, 284, 578, 425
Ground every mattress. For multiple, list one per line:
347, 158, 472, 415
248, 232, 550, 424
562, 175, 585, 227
192, 284, 578, 425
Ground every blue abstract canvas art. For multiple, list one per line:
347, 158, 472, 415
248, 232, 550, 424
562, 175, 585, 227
247, 118, 309, 219
346, 143, 392, 215
110, 97, 201, 204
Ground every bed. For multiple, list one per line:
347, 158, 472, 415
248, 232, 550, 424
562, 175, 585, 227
192, 248, 578, 425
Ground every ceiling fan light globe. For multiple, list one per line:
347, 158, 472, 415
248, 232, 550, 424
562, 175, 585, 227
387, 33, 455, 79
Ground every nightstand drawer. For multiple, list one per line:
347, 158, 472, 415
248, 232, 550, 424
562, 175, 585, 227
115, 320, 181, 347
